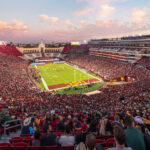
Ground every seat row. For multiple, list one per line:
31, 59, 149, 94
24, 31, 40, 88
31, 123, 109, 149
0, 142, 111, 150
0, 143, 73, 150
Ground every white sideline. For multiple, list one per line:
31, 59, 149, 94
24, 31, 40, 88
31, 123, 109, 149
35, 65, 49, 91
65, 63, 102, 82
49, 63, 102, 91
35, 63, 102, 92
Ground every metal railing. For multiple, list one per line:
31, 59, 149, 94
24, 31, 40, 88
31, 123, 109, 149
2, 119, 22, 137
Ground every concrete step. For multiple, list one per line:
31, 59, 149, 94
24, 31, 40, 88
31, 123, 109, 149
0, 129, 21, 143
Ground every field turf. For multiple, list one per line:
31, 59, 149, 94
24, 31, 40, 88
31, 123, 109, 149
36, 63, 101, 91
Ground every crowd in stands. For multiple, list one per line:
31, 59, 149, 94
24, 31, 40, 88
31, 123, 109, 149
65, 55, 150, 80
0, 52, 150, 149
0, 46, 22, 55
135, 57, 150, 69
62, 45, 89, 53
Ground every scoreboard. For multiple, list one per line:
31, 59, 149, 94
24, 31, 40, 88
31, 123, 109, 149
71, 42, 80, 45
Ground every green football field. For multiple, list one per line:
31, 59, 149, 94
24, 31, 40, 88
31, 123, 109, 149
35, 63, 101, 91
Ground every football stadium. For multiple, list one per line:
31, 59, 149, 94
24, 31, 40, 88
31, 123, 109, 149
0, 0, 150, 150
35, 63, 102, 92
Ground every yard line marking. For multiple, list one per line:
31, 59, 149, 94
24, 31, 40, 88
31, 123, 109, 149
50, 64, 67, 84
65, 63, 102, 82
35, 65, 49, 91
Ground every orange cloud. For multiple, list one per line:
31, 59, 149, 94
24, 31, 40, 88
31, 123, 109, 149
49, 17, 59, 23
40, 14, 59, 23
0, 20, 28, 42
0, 21, 11, 30
11, 20, 28, 31
0, 20, 28, 32
1, 16, 150, 43
39, 14, 49, 21
47, 19, 150, 42
73, 8, 93, 16
131, 8, 149, 25
80, 20, 86, 25
98, 4, 115, 18
65, 19, 71, 25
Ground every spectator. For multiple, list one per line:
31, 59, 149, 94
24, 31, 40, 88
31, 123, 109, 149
67, 115, 73, 130
74, 117, 82, 131
43, 118, 50, 133
134, 112, 143, 125
105, 119, 113, 135
112, 115, 123, 128
108, 125, 132, 150
99, 117, 107, 135
136, 124, 150, 150
85, 133, 103, 150
0, 51, 150, 150
56, 116, 65, 131
21, 117, 31, 134
75, 125, 87, 145
41, 126, 57, 146
124, 115, 146, 150
59, 126, 75, 146
87, 119, 99, 135
32, 130, 41, 146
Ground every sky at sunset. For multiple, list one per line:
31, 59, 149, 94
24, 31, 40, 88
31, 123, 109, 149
0, 0, 150, 43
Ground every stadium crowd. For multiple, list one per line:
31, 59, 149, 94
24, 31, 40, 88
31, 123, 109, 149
65, 55, 150, 81
0, 52, 150, 150
135, 57, 150, 69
